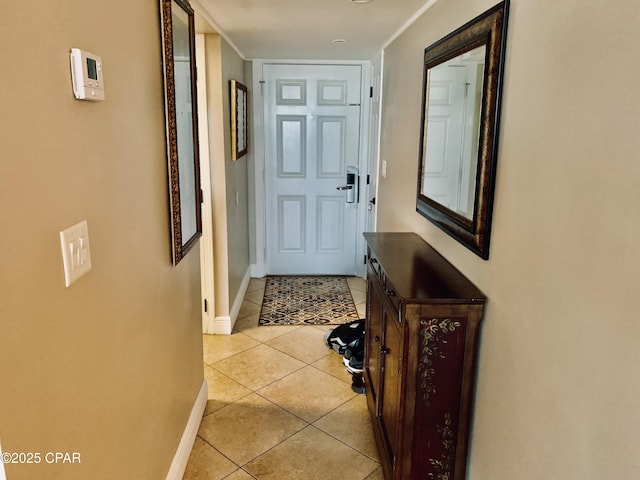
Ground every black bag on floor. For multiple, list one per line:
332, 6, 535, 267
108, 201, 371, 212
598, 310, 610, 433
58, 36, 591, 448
325, 319, 365, 355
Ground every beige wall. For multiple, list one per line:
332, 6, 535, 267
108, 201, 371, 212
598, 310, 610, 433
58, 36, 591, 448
379, 0, 640, 478
0, 1, 204, 479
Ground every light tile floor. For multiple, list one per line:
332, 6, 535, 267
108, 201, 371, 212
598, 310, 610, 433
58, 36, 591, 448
184, 277, 383, 480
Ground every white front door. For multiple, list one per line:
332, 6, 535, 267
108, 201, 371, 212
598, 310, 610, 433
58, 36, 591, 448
263, 64, 362, 275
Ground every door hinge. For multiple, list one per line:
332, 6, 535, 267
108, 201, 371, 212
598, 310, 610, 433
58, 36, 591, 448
369, 86, 373, 98
204, 299, 208, 313
366, 174, 370, 185
259, 80, 266, 95
364, 254, 367, 265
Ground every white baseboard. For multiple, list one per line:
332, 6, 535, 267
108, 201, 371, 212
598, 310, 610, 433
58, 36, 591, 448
230, 268, 252, 328
215, 267, 252, 335
0, 438, 6, 480
250, 262, 265, 278
213, 315, 232, 335
165, 380, 208, 480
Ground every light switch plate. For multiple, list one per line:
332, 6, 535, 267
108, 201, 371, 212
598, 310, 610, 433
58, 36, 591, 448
60, 220, 92, 287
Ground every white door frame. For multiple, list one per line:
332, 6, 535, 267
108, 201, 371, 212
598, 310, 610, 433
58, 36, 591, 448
366, 51, 384, 234
195, 34, 215, 334
250, 59, 372, 278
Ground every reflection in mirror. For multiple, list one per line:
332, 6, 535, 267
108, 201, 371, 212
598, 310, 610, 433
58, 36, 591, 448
421, 45, 485, 219
172, 4, 197, 242
417, 0, 509, 259
160, 0, 202, 265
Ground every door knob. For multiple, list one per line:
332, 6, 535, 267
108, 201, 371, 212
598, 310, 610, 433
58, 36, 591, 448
336, 185, 353, 191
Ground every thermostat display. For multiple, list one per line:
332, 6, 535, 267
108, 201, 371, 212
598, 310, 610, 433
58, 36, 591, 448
70, 48, 104, 101
87, 58, 98, 80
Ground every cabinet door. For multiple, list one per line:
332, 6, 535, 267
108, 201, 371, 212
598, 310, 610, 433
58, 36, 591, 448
379, 298, 403, 476
364, 272, 383, 413
411, 313, 468, 480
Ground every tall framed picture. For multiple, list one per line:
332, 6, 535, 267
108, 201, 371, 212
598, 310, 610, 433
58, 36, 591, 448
231, 80, 248, 160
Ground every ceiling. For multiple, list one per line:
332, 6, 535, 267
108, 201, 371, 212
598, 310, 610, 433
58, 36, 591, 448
194, 0, 437, 60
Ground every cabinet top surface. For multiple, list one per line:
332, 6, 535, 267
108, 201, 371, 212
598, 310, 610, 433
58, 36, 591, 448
364, 232, 485, 303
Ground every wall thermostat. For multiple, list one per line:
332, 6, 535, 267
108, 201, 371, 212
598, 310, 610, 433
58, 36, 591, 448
70, 48, 104, 101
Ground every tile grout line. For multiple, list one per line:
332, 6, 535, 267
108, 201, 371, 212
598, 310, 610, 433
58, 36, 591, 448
193, 434, 245, 475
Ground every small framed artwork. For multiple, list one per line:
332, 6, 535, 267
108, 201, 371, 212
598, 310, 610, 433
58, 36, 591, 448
231, 80, 248, 160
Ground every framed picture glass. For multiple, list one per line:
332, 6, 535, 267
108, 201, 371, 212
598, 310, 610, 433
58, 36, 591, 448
231, 80, 248, 160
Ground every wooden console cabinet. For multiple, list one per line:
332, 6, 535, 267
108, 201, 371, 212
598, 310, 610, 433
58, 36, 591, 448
364, 233, 485, 480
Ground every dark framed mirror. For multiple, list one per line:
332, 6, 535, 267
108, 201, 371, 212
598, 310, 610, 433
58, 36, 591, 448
417, 1, 509, 259
160, 0, 202, 265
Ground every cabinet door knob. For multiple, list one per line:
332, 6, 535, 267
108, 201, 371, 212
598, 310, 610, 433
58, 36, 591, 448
380, 347, 389, 355
374, 335, 380, 343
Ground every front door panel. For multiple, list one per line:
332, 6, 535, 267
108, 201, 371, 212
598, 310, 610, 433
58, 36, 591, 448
264, 64, 362, 275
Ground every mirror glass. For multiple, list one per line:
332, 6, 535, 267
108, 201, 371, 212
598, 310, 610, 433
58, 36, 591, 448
160, 0, 202, 265
172, 3, 198, 241
416, 0, 509, 259
420, 45, 485, 219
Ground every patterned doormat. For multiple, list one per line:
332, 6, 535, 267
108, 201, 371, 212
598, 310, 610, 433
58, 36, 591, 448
259, 276, 360, 326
